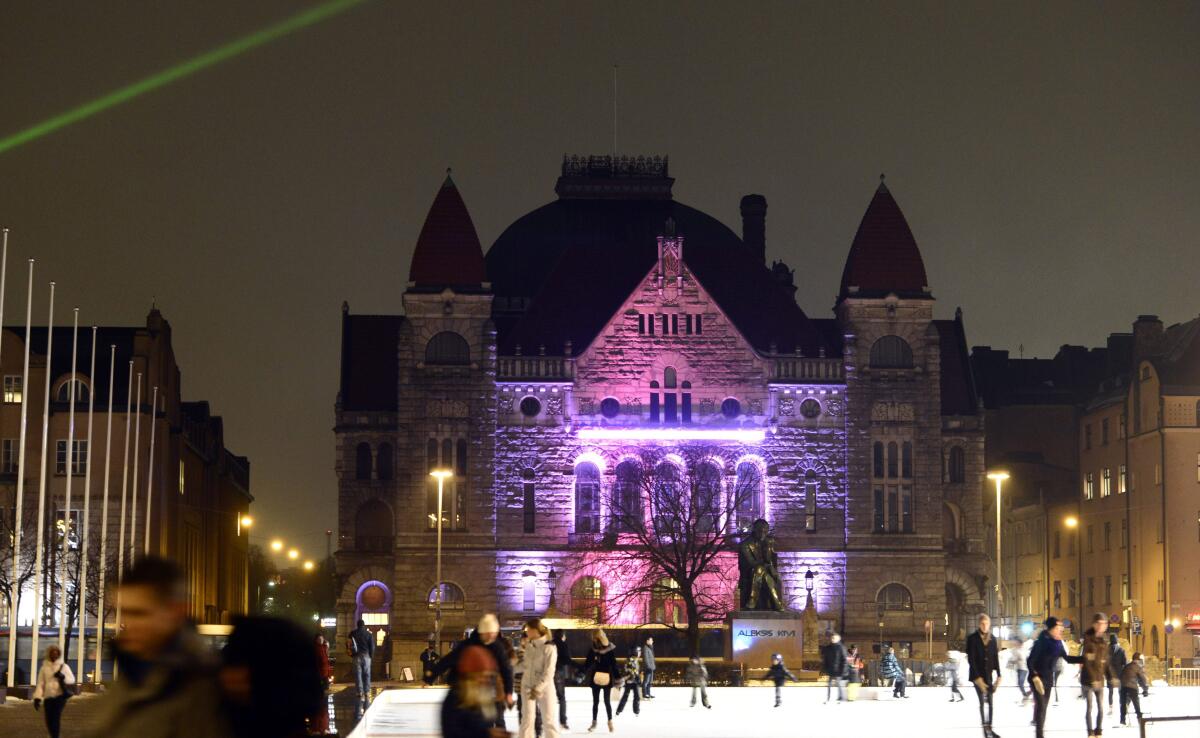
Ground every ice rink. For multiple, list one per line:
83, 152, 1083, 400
349, 685, 1200, 737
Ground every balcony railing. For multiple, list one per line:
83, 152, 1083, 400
771, 357, 843, 382
498, 356, 574, 380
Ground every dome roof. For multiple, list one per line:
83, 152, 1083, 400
407, 173, 487, 290
839, 181, 930, 301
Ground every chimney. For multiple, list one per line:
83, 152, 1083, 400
1132, 315, 1163, 361
740, 194, 767, 263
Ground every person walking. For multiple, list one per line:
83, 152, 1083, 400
512, 634, 540, 738
420, 640, 440, 685
1027, 617, 1081, 738
879, 646, 907, 698
553, 630, 573, 731
614, 646, 641, 717
1105, 633, 1126, 717
765, 653, 797, 707
311, 633, 334, 735
1077, 612, 1114, 738
821, 633, 848, 703
966, 613, 1001, 737
33, 644, 75, 738
89, 556, 232, 738
582, 629, 619, 733
519, 619, 558, 738
640, 637, 656, 700
846, 645, 863, 685
1009, 642, 1030, 704
945, 650, 965, 702
1117, 652, 1148, 728
685, 656, 711, 709
440, 644, 509, 738
429, 614, 516, 730
348, 618, 376, 711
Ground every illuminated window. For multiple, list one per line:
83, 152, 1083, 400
574, 462, 601, 534
571, 576, 604, 622
804, 470, 817, 531
1053, 581, 1061, 609
1101, 467, 1111, 497
522, 575, 536, 612
735, 461, 764, 531
3, 376, 22, 404
178, 460, 185, 495
1084, 473, 1094, 500
427, 582, 465, 610
876, 583, 913, 611
612, 461, 643, 533
1118, 464, 1127, 494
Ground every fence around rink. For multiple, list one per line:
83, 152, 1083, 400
1139, 714, 1200, 738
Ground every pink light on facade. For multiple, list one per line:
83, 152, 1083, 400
576, 427, 766, 443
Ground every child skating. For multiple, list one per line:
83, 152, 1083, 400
765, 653, 799, 707
615, 646, 642, 717
686, 656, 711, 709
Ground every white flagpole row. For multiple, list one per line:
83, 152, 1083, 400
114, 363, 133, 637
76, 327, 97, 682
128, 373, 142, 563
30, 281, 55, 681
57, 308, 79, 649
143, 387, 158, 555
95, 345, 116, 684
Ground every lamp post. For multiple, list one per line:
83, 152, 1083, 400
987, 471, 1010, 622
804, 569, 815, 603
1065, 515, 1081, 634
430, 469, 453, 650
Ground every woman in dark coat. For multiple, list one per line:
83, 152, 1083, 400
581, 629, 619, 733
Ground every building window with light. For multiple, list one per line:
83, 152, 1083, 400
735, 461, 764, 532
574, 462, 601, 534
804, 469, 817, 532
178, 460, 185, 495
1118, 464, 1127, 494
1084, 473, 1094, 500
571, 576, 604, 622
3, 376, 22, 404
1101, 467, 1111, 497
426, 438, 465, 531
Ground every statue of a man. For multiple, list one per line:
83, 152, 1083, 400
737, 518, 785, 611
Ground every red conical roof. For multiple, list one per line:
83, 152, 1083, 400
838, 180, 929, 301
408, 172, 487, 289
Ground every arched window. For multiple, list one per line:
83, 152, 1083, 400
663, 368, 679, 422
876, 582, 913, 612
425, 331, 470, 365
355, 442, 372, 480
869, 335, 914, 368
571, 576, 604, 622
56, 379, 89, 404
427, 582, 465, 610
664, 367, 677, 388
804, 470, 817, 531
355, 499, 393, 552
649, 577, 685, 625
649, 380, 661, 423
948, 446, 966, 483
574, 462, 601, 534
612, 461, 643, 533
376, 443, 393, 481
652, 462, 682, 538
735, 461, 764, 531
694, 463, 721, 535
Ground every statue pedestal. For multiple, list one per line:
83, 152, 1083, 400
725, 610, 804, 668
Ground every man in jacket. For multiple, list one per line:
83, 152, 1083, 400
966, 613, 1002, 738
1027, 617, 1082, 738
348, 618, 376, 710
1117, 652, 1148, 728
553, 630, 573, 730
821, 633, 848, 703
420, 640, 440, 685
89, 557, 232, 738
641, 637, 656, 699
1105, 633, 1126, 716
1078, 612, 1114, 737
429, 613, 515, 729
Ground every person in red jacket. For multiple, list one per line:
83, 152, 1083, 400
310, 634, 334, 735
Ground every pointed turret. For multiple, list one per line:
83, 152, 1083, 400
838, 178, 930, 302
407, 170, 487, 290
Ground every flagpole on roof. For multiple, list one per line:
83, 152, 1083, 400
30, 280, 56, 682
94, 345, 116, 683
58, 308, 79, 650
5, 258, 33, 689
143, 387, 157, 554
76, 326, 97, 682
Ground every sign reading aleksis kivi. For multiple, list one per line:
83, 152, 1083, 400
729, 616, 804, 665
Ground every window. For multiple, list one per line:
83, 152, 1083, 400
800, 399, 821, 419
651, 462, 682, 538
873, 487, 885, 533
519, 397, 541, 417
721, 398, 741, 419
876, 583, 913, 611
649, 381, 660, 422
649, 577, 684, 625
1101, 467, 1111, 497
600, 397, 620, 418
1053, 580, 1062, 609
1118, 464, 1127, 494
376, 443, 393, 481
55, 440, 88, 476
1196, 400, 1200, 426
355, 499, 393, 552
638, 314, 645, 334
681, 381, 692, 423
355, 442, 372, 480
901, 441, 913, 479
695, 314, 702, 334
3, 376, 22, 404
887, 442, 898, 478
613, 461, 642, 533
1087, 577, 1094, 606
522, 469, 535, 534
869, 336, 914, 368
873, 442, 884, 478
1121, 518, 1128, 548
522, 576, 536, 612
671, 314, 679, 335
178, 460, 185, 495
804, 470, 817, 531
948, 446, 965, 483
425, 331, 470, 365
1084, 424, 1092, 450
571, 576, 604, 621
873, 439, 912, 533
685, 315, 693, 335
1103, 521, 1111, 551
1086, 524, 1094, 553
55, 379, 89, 404
1101, 418, 1109, 445
1068, 578, 1077, 609
1104, 575, 1112, 604
694, 463, 721, 535
426, 438, 465, 530
455, 439, 467, 476
1084, 473, 1094, 500
1053, 531, 1061, 559
574, 462, 601, 534
428, 582, 465, 610
647, 313, 654, 335
54, 509, 81, 550
1156, 579, 1165, 602
1121, 574, 1130, 602
2, 439, 16, 474
1068, 532, 1076, 556
1150, 626, 1159, 657
735, 461, 764, 531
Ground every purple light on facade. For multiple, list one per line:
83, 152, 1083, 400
576, 427, 766, 442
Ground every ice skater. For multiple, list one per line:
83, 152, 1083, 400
879, 645, 908, 698
615, 646, 642, 717
686, 656, 711, 709
1117, 652, 1148, 728
766, 653, 798, 707
966, 613, 1001, 737
945, 650, 965, 701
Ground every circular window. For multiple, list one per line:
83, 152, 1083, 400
519, 397, 542, 417
800, 399, 822, 418
360, 584, 388, 610
600, 397, 621, 418
721, 398, 741, 419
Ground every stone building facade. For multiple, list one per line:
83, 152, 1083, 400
334, 157, 990, 673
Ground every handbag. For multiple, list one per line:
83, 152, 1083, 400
54, 665, 72, 701
593, 671, 611, 687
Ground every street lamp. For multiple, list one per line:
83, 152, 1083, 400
270, 539, 284, 553
303, 560, 315, 572
1065, 515, 1081, 633
287, 548, 299, 561
987, 470, 1010, 621
430, 469, 454, 649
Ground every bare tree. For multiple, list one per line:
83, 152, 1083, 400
573, 446, 766, 656
0, 503, 38, 630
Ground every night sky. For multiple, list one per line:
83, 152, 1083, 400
2, 1, 1197, 556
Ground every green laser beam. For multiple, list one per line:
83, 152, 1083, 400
0, 0, 370, 155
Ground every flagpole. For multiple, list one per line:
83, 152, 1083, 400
94, 345, 115, 684
76, 327, 97, 682
30, 280, 56, 681
5, 258, 32, 689
114, 361, 133, 635
58, 308, 79, 650
128, 374, 142, 562
143, 387, 158, 555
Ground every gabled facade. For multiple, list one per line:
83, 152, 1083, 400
334, 157, 988, 673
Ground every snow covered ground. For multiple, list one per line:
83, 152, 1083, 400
350, 685, 1200, 737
